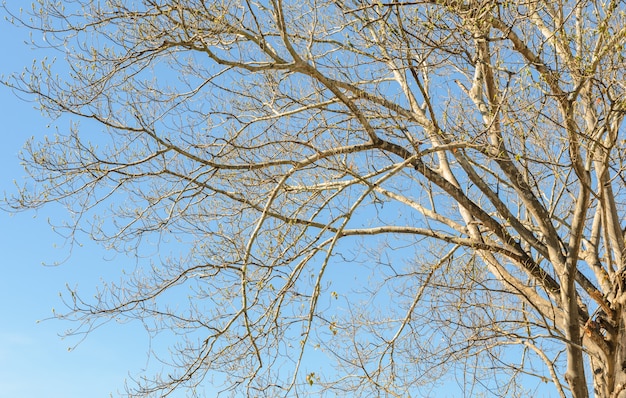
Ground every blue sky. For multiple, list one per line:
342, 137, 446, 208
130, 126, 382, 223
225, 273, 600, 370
0, 6, 565, 398
0, 15, 159, 398
0, 16, 453, 397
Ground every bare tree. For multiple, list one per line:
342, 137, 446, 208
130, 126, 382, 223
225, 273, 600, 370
3, 0, 626, 397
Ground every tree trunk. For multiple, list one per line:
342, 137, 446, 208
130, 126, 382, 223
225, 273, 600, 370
590, 287, 626, 398
611, 302, 626, 398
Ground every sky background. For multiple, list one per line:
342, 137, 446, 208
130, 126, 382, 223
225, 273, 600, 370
0, 13, 160, 398
0, 6, 561, 398
0, 13, 449, 398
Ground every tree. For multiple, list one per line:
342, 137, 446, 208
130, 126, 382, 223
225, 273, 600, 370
3, 0, 626, 396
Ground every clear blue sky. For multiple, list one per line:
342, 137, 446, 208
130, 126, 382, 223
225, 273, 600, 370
0, 15, 163, 398
0, 16, 453, 398
0, 8, 560, 398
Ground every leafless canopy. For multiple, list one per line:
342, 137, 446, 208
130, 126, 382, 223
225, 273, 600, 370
4, 0, 626, 397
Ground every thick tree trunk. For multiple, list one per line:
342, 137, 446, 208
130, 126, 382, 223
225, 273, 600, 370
589, 291, 626, 398
611, 303, 626, 398
563, 271, 589, 398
